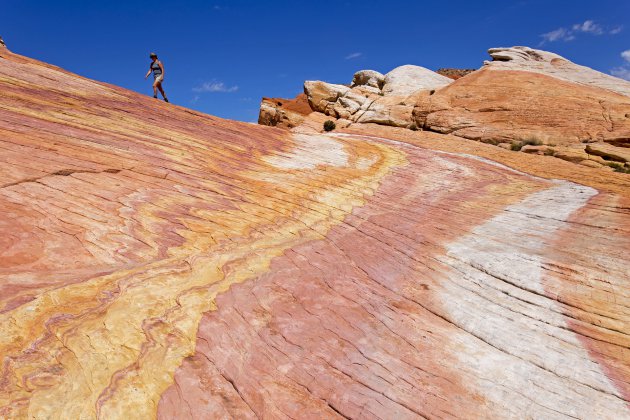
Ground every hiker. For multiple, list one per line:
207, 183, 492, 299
144, 52, 169, 102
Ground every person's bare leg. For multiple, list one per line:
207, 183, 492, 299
157, 83, 168, 102
152, 82, 158, 98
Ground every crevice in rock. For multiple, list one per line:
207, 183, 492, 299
1, 168, 122, 189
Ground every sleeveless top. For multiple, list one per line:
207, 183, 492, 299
150, 60, 162, 77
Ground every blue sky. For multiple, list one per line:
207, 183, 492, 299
3, 0, 629, 122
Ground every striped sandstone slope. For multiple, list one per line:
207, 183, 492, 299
1, 45, 629, 419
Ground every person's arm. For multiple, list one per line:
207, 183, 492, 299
158, 61, 165, 78
145, 64, 152, 79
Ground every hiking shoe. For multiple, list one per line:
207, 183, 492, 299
153, 95, 158, 99
164, 98, 169, 103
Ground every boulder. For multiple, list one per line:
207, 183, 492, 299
382, 65, 452, 96
585, 142, 630, 163
351, 70, 385, 89
303, 81, 350, 114
356, 95, 415, 127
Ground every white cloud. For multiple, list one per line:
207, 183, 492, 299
540, 20, 620, 44
344, 52, 363, 60
610, 26, 623, 35
541, 28, 575, 43
572, 20, 603, 35
192, 80, 238, 93
611, 67, 630, 81
611, 50, 630, 81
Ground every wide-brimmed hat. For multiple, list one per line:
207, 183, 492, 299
149, 52, 157, 58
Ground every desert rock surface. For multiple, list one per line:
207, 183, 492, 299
1, 44, 630, 419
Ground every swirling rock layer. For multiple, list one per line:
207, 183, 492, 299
1, 47, 629, 419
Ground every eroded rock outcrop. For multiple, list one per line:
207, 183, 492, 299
351, 69, 384, 89
302, 65, 452, 128
382, 64, 452, 96
486, 46, 630, 97
414, 64, 630, 145
267, 46, 630, 173
258, 93, 311, 129
2, 46, 630, 420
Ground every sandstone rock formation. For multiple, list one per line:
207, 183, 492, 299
258, 93, 311, 129
486, 46, 630, 97
382, 64, 452, 96
2, 46, 630, 420
302, 65, 452, 128
265, 46, 630, 173
414, 66, 630, 145
351, 69, 385, 89
585, 142, 630, 164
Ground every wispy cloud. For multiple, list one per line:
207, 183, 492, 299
610, 26, 624, 35
192, 80, 239, 93
541, 27, 575, 43
611, 67, 630, 81
344, 52, 363, 60
611, 49, 630, 81
540, 20, 621, 44
572, 20, 603, 35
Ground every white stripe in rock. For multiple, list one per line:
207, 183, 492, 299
264, 134, 349, 170
440, 182, 628, 418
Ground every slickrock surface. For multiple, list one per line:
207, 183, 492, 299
2, 45, 630, 419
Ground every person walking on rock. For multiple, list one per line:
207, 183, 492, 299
145, 52, 169, 102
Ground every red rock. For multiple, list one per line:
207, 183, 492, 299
258, 93, 312, 129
